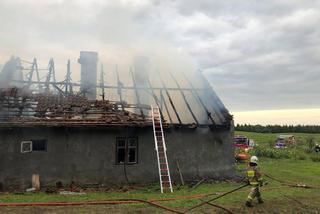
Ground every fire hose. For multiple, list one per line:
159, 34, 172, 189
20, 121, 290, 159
0, 174, 317, 213
263, 173, 320, 189
184, 183, 249, 213
0, 188, 242, 214
0, 199, 184, 214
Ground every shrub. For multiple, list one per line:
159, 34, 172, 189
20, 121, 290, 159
267, 140, 275, 148
291, 150, 307, 160
249, 147, 291, 159
305, 137, 316, 153
310, 154, 320, 162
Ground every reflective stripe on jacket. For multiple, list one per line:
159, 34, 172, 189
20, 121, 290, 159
246, 166, 262, 186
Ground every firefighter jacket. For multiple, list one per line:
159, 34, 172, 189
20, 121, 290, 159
246, 165, 263, 187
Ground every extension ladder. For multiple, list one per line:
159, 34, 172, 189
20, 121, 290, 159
151, 106, 173, 193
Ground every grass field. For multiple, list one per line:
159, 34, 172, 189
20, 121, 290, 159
235, 131, 320, 145
0, 132, 319, 213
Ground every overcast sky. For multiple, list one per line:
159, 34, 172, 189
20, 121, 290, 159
0, 0, 319, 114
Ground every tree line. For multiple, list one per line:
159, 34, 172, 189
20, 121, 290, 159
235, 124, 320, 133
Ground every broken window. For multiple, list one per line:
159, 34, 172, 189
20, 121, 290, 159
20, 140, 47, 153
32, 140, 47, 152
116, 137, 138, 164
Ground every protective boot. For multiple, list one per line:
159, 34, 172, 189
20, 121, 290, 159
258, 197, 264, 204
245, 201, 253, 207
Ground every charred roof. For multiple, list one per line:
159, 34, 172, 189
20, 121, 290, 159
0, 55, 232, 128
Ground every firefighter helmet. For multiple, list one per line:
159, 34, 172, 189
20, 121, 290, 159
250, 156, 258, 164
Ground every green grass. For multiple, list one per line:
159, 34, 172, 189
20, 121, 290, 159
0, 158, 319, 213
0, 132, 319, 213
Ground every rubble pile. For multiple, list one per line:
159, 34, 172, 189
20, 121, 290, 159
0, 87, 152, 127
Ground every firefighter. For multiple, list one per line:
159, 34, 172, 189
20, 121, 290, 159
245, 155, 264, 207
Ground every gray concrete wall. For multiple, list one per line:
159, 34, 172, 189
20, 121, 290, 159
0, 125, 234, 190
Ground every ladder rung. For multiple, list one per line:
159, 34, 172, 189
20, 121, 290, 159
152, 108, 172, 194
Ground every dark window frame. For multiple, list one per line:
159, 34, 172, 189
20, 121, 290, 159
115, 137, 138, 165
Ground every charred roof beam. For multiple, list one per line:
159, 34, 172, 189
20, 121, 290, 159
182, 72, 215, 125
115, 65, 125, 111
169, 72, 199, 125
157, 71, 182, 124
146, 76, 166, 123
130, 68, 145, 119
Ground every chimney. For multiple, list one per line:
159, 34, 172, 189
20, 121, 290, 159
78, 51, 98, 100
133, 56, 150, 115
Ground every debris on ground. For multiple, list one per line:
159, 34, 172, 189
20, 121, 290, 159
59, 191, 86, 195
26, 187, 36, 192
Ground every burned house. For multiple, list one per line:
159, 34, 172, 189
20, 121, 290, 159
0, 52, 234, 191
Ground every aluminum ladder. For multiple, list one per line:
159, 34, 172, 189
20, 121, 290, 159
151, 106, 173, 193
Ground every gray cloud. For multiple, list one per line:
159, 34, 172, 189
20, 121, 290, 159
0, 0, 319, 111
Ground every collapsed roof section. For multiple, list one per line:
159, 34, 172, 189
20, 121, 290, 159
0, 55, 232, 128
0, 87, 150, 127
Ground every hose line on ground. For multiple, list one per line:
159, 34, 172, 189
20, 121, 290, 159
0, 199, 183, 214
200, 199, 234, 214
263, 173, 319, 189
2, 174, 316, 213
184, 183, 249, 213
